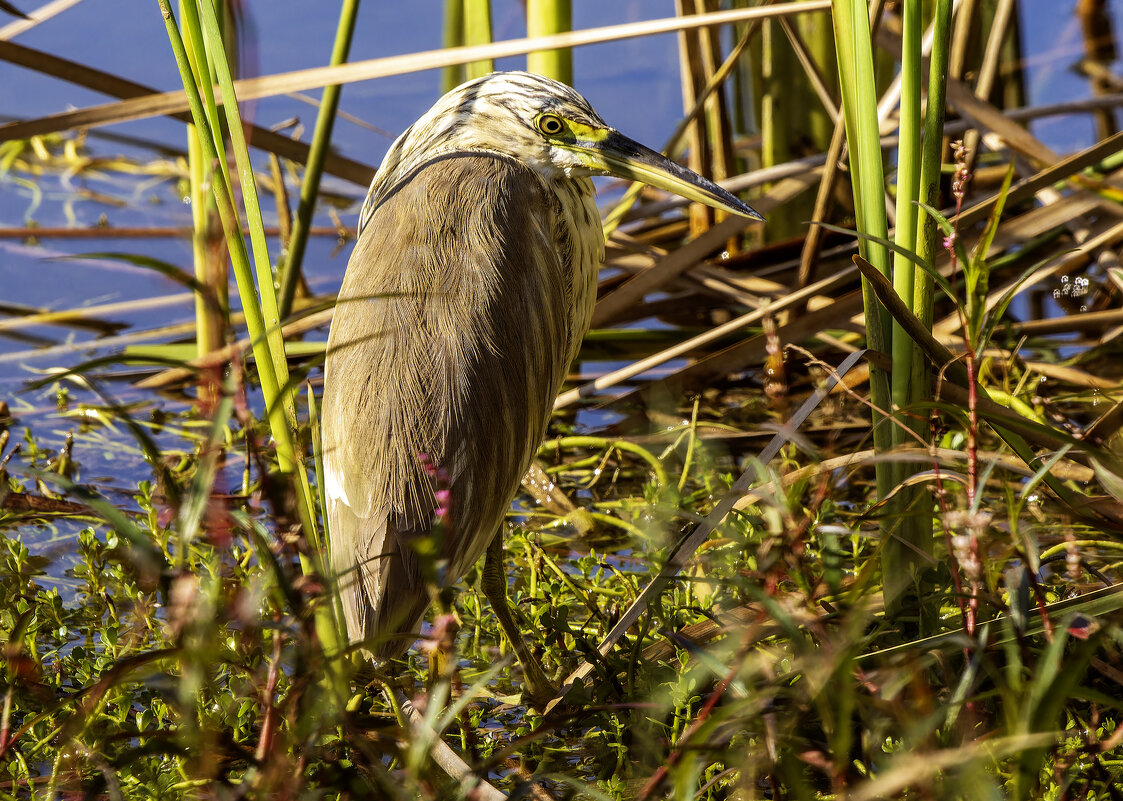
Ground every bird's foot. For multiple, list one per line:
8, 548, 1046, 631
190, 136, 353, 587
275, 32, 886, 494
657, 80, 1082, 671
518, 657, 559, 711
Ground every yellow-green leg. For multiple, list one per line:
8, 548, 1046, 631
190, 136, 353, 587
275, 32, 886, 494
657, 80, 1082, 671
482, 533, 556, 707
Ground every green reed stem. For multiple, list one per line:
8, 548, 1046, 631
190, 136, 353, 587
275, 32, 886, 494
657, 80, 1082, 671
464, 0, 494, 79
442, 0, 467, 93
891, 0, 921, 444
832, 0, 897, 627
527, 0, 572, 84
186, 124, 216, 356
158, 0, 345, 671
912, 0, 952, 329
277, 0, 360, 320
181, 0, 227, 361
177, 0, 233, 201
902, 0, 952, 625
191, 0, 329, 604
195, 6, 290, 406
884, 0, 938, 623
831, 7, 891, 414
159, 2, 284, 444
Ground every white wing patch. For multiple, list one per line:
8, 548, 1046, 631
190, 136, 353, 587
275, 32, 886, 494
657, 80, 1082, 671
324, 459, 351, 509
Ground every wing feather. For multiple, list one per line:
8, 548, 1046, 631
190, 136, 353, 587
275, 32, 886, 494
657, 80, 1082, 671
321, 153, 586, 655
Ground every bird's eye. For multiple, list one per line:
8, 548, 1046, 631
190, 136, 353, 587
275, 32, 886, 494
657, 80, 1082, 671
536, 114, 565, 136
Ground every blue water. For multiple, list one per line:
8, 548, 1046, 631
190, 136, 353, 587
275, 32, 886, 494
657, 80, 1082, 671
0, 1, 686, 383
0, 0, 699, 522
1, 0, 1121, 488
2, 0, 1118, 364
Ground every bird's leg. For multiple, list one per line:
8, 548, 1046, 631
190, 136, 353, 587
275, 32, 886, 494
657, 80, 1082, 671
482, 533, 557, 707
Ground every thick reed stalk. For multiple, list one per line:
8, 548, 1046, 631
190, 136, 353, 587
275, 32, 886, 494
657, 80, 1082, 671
883, 0, 933, 619
180, 0, 228, 388
442, 0, 467, 93
902, 0, 954, 625
186, 125, 226, 359
527, 0, 572, 84
464, 0, 494, 79
832, 0, 902, 615
277, 0, 361, 320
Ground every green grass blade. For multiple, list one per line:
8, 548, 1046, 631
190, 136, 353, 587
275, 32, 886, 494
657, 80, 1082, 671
277, 0, 361, 320
157, 0, 343, 682
831, 0, 894, 560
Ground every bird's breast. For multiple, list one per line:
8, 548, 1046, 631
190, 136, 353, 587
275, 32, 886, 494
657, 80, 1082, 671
545, 174, 601, 366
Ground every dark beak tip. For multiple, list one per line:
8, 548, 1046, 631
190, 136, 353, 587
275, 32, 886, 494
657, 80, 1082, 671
736, 202, 766, 222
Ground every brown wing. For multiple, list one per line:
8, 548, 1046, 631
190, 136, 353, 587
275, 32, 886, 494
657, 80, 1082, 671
321, 153, 580, 656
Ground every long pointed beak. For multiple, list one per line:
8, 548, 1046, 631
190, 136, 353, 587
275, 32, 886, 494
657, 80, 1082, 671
584, 130, 764, 222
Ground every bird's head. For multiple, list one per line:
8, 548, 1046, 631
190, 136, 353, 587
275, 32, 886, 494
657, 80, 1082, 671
361, 71, 763, 230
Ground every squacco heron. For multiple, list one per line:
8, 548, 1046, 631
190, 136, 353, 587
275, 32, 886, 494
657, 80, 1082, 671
322, 71, 761, 699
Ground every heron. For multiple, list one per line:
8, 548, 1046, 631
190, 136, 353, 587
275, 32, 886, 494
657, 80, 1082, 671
322, 71, 761, 700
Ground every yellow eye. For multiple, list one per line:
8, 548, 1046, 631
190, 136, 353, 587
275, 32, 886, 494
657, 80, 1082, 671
536, 114, 565, 136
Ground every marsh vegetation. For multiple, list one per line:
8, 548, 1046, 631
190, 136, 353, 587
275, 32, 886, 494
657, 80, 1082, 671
2, 0, 1123, 798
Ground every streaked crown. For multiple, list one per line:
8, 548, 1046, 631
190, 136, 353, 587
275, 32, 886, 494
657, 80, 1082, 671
360, 72, 610, 231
